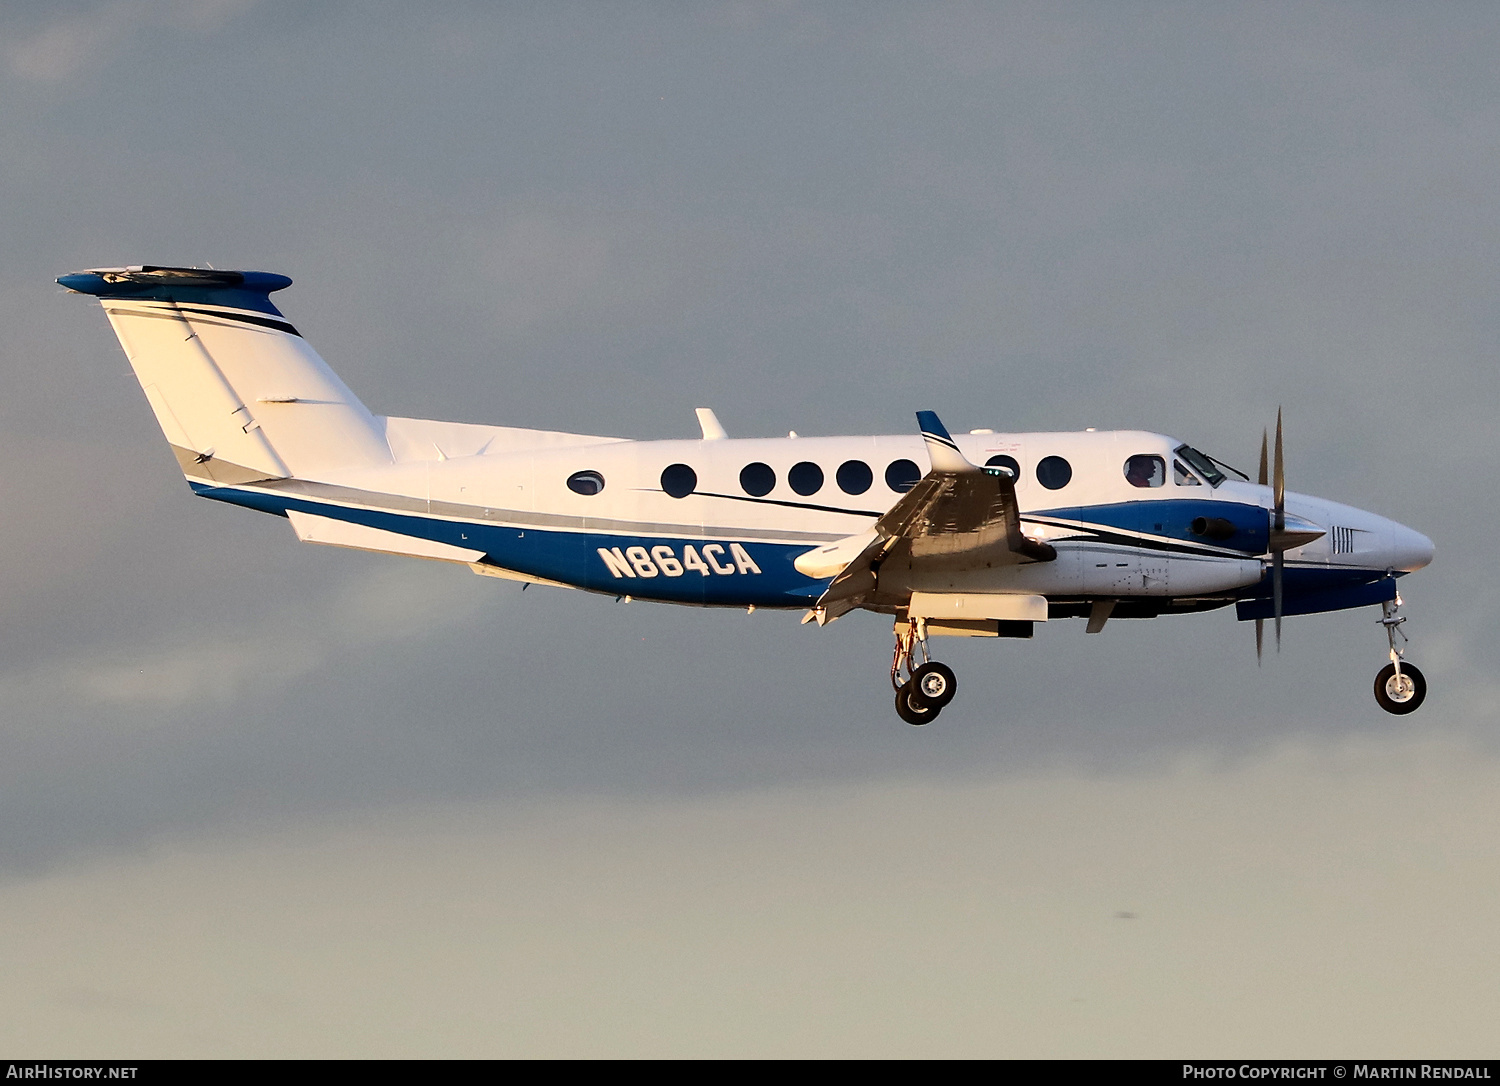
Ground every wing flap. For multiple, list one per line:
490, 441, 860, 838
807, 412, 1055, 623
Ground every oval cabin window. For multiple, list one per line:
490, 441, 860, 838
740, 462, 776, 497
789, 461, 824, 496
566, 470, 605, 496
984, 454, 1020, 479
885, 459, 921, 493
836, 460, 873, 495
660, 463, 697, 498
1036, 455, 1072, 490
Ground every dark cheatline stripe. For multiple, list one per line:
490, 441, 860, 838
693, 490, 882, 518
1022, 516, 1247, 560
176, 306, 300, 337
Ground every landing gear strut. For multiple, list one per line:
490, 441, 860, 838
1374, 593, 1426, 715
891, 619, 958, 725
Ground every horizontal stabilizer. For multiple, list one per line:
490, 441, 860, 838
58, 266, 294, 317
287, 510, 484, 564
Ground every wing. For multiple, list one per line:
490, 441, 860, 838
805, 412, 1055, 623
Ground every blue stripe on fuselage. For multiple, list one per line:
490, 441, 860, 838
195, 483, 1389, 610
192, 482, 829, 607
1037, 499, 1271, 554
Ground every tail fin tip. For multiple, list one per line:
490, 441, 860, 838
58, 266, 292, 316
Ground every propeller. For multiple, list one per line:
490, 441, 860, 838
1256, 429, 1268, 662
1255, 409, 1287, 662
1273, 407, 1285, 651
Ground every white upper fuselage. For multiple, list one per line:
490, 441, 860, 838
55, 272, 1434, 628
58, 269, 1439, 713
298, 418, 1432, 609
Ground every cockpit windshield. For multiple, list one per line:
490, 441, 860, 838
1174, 444, 1226, 487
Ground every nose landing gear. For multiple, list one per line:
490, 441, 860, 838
1374, 594, 1426, 715
892, 619, 958, 725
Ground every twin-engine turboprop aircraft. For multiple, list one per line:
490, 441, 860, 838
59, 266, 1436, 722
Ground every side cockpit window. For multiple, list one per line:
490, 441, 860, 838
1174, 444, 1226, 487
1174, 459, 1202, 486
1124, 454, 1165, 488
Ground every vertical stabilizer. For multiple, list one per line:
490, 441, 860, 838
59, 267, 391, 484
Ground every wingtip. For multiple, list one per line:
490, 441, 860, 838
915, 411, 974, 473
915, 410, 952, 442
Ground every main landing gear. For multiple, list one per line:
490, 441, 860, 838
892, 619, 957, 725
1374, 593, 1426, 715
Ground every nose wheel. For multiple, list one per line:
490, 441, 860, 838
891, 620, 958, 724
1374, 594, 1426, 715
1375, 661, 1426, 714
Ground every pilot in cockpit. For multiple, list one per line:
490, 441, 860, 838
1125, 454, 1165, 488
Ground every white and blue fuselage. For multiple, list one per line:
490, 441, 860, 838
57, 266, 1434, 709
199, 422, 1430, 618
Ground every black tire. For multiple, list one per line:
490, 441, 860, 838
1374, 662, 1426, 715
895, 681, 939, 726
908, 661, 957, 710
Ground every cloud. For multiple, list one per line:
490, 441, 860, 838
0, 561, 486, 722
0, 730, 1495, 1056
4, 0, 257, 83
1, 10, 1497, 1046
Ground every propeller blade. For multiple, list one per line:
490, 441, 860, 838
1273, 407, 1285, 532
1273, 550, 1284, 651
1258, 411, 1287, 654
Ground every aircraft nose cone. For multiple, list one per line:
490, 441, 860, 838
1387, 521, 1434, 572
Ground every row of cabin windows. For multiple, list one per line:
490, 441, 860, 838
663, 459, 909, 499
565, 453, 1202, 498
567, 460, 925, 499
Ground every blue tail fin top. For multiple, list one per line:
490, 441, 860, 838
57, 266, 292, 316
916, 410, 955, 444
916, 410, 976, 473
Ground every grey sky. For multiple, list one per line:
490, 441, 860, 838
0, 1, 1496, 1056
